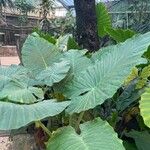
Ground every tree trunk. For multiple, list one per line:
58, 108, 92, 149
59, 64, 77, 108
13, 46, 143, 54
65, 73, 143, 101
74, 0, 100, 52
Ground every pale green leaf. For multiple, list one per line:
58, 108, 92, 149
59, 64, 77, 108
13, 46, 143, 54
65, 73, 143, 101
0, 100, 70, 130
56, 34, 71, 52
36, 61, 70, 86
0, 81, 44, 104
54, 50, 92, 93
0, 65, 28, 90
22, 35, 61, 75
66, 32, 150, 114
47, 118, 125, 150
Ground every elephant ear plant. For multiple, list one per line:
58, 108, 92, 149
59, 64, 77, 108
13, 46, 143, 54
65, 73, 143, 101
0, 31, 150, 150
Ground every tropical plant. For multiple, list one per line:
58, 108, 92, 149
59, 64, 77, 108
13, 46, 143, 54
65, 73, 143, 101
96, 2, 136, 44
0, 29, 150, 149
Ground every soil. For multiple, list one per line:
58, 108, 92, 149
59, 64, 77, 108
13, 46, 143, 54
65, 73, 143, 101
0, 134, 38, 150
0, 46, 17, 57
0, 137, 12, 150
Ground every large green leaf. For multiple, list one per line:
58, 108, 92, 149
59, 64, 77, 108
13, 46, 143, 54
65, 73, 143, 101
126, 130, 150, 150
22, 35, 62, 75
66, 32, 150, 114
140, 87, 150, 127
0, 100, 70, 130
36, 61, 70, 86
47, 118, 125, 150
105, 28, 136, 43
96, 2, 111, 37
62, 50, 91, 78
0, 81, 44, 104
0, 65, 28, 90
54, 50, 92, 93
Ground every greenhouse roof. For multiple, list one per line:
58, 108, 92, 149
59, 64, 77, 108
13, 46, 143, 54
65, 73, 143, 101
57, 0, 118, 9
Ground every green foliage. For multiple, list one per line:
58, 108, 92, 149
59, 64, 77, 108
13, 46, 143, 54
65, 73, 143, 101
136, 65, 150, 89
0, 81, 44, 104
67, 37, 81, 50
54, 50, 92, 93
126, 130, 150, 150
32, 30, 56, 44
124, 67, 138, 86
22, 34, 62, 75
56, 34, 71, 51
116, 80, 144, 112
123, 141, 137, 150
65, 32, 150, 114
1, 30, 150, 149
0, 100, 69, 130
36, 61, 70, 86
140, 88, 150, 128
96, 2, 136, 44
143, 46, 150, 61
96, 2, 111, 37
105, 28, 136, 43
47, 118, 125, 150
0, 65, 28, 90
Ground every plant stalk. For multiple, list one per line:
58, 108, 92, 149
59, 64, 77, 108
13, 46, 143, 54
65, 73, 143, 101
36, 121, 52, 137
75, 112, 84, 132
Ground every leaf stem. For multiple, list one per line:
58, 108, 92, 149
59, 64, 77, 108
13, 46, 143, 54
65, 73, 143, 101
75, 112, 84, 131
36, 121, 52, 137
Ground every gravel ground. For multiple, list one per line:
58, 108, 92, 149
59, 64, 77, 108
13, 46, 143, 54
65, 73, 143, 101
0, 134, 38, 150
0, 137, 12, 150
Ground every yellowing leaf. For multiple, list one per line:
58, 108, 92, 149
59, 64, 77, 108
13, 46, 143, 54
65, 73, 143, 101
124, 67, 138, 86
140, 65, 150, 78
136, 78, 147, 89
